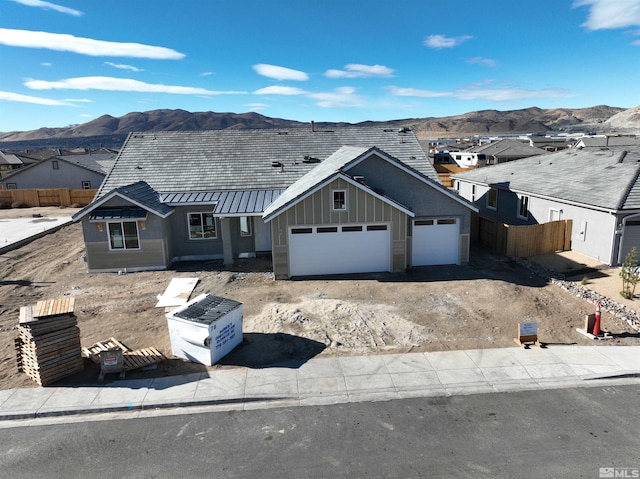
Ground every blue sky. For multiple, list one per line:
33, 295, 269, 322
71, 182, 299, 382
1, 0, 639, 132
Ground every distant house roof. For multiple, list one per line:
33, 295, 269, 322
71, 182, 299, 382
452, 146, 640, 211
466, 139, 548, 159
575, 136, 640, 148
97, 127, 437, 199
0, 151, 24, 166
72, 181, 173, 221
56, 151, 117, 175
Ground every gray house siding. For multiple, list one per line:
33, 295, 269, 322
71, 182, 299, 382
269, 177, 408, 279
80, 197, 169, 272
348, 155, 472, 234
456, 179, 618, 264
2, 158, 105, 190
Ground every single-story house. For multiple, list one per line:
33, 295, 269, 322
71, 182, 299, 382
464, 139, 549, 164
452, 146, 640, 265
0, 151, 117, 190
72, 127, 477, 278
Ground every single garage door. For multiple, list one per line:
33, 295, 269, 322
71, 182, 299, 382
412, 218, 459, 266
620, 219, 640, 263
288, 224, 391, 276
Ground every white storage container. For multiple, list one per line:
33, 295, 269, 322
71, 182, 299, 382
165, 293, 243, 366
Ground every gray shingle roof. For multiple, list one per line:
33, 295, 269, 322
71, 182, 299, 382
452, 146, 640, 211
72, 181, 173, 221
466, 139, 548, 158
97, 127, 436, 198
56, 152, 117, 175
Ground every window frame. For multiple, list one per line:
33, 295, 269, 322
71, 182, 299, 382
487, 187, 498, 210
239, 216, 252, 237
5, 183, 17, 190
188, 212, 218, 240
517, 195, 530, 220
82, 181, 91, 190
107, 221, 140, 251
332, 189, 347, 211
51, 160, 59, 170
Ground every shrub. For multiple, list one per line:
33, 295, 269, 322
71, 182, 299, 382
620, 247, 639, 299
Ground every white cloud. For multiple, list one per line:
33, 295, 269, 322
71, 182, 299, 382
105, 62, 143, 72
200, 72, 214, 76
0, 28, 185, 59
0, 91, 73, 106
423, 34, 472, 49
254, 85, 364, 109
575, 0, 640, 30
467, 57, 497, 68
308, 87, 364, 108
63, 98, 92, 103
388, 85, 574, 101
41, 62, 52, 67
252, 64, 309, 81
25, 76, 247, 95
245, 102, 268, 111
324, 64, 395, 79
10, 0, 82, 16
253, 85, 307, 95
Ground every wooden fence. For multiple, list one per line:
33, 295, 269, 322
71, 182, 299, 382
0, 188, 97, 207
474, 214, 572, 258
434, 164, 477, 188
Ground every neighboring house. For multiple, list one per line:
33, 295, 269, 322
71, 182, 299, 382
0, 151, 116, 190
452, 146, 640, 265
72, 128, 477, 278
528, 136, 573, 152
465, 139, 549, 165
0, 151, 25, 179
573, 135, 640, 149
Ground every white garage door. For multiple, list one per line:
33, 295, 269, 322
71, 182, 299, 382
412, 218, 459, 266
288, 224, 391, 276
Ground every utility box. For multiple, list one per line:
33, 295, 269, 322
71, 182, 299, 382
165, 293, 243, 366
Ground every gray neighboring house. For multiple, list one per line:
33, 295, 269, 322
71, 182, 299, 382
72, 128, 477, 278
0, 151, 116, 190
452, 146, 640, 265
465, 139, 549, 164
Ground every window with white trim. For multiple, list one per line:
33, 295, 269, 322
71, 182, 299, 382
6, 183, 17, 190
188, 212, 217, 239
82, 181, 91, 189
108, 221, 139, 250
240, 216, 252, 236
332, 189, 347, 211
52, 160, 59, 170
517, 195, 529, 219
487, 188, 498, 210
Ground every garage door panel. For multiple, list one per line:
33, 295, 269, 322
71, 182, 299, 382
289, 225, 390, 276
412, 219, 459, 266
620, 221, 640, 263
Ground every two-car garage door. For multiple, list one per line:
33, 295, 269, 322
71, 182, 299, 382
412, 218, 460, 266
288, 224, 390, 277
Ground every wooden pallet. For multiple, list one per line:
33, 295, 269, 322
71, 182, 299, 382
82, 338, 167, 371
34, 297, 75, 318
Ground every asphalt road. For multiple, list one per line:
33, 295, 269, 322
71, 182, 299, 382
2, 385, 639, 478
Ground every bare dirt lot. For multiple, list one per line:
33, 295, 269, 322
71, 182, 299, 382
1, 207, 638, 390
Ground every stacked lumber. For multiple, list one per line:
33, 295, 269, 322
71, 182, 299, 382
82, 337, 167, 371
15, 297, 84, 386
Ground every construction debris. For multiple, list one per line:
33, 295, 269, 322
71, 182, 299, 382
82, 337, 166, 372
15, 297, 84, 386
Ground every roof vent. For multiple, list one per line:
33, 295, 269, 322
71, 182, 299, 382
302, 155, 320, 164
354, 175, 365, 183
271, 161, 282, 167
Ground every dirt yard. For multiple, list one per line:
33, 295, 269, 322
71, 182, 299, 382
1, 206, 638, 390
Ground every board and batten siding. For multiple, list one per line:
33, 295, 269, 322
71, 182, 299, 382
269, 178, 408, 278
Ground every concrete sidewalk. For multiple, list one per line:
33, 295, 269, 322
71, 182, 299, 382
2, 346, 638, 424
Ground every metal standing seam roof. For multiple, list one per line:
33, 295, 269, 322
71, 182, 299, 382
161, 189, 284, 215
97, 127, 437, 200
452, 146, 640, 211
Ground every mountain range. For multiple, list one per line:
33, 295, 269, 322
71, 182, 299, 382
1, 105, 638, 149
